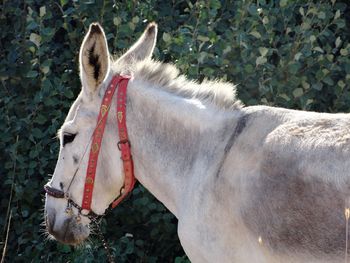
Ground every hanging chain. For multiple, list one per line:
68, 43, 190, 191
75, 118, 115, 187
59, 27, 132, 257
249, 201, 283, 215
91, 217, 115, 263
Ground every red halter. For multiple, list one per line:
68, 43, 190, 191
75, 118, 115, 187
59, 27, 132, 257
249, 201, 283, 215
81, 75, 136, 212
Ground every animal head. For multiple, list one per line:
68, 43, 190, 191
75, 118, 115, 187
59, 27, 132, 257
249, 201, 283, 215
44, 22, 157, 245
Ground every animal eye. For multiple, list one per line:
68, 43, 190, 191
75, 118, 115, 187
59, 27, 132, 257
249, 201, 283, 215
63, 133, 76, 146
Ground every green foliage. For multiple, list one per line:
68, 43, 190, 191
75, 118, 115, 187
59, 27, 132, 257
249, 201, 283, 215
0, 0, 349, 262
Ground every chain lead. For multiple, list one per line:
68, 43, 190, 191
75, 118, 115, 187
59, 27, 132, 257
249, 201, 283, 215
91, 217, 115, 263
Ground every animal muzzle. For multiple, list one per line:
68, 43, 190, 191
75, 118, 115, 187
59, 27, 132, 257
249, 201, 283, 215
45, 208, 88, 245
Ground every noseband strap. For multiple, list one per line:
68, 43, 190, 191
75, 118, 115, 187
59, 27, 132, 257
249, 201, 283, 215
45, 75, 136, 216
44, 184, 64, 199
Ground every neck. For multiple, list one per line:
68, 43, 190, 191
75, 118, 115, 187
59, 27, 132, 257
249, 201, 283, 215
126, 77, 240, 217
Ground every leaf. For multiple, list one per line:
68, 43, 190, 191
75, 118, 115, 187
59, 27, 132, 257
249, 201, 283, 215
41, 66, 50, 74
60, 0, 68, 6
294, 52, 302, 61
309, 35, 316, 42
313, 47, 324, 53
244, 64, 254, 73
326, 54, 334, 62
27, 21, 38, 30
292, 88, 303, 98
288, 62, 300, 74
258, 47, 268, 57
64, 89, 74, 99
29, 33, 41, 47
249, 31, 261, 39
280, 0, 288, 7
132, 16, 139, 24
256, 56, 267, 66
334, 10, 341, 20
301, 22, 311, 30
318, 11, 326, 20
113, 17, 121, 26
197, 35, 210, 42
247, 5, 258, 16
323, 76, 334, 85
312, 83, 323, 91
162, 32, 171, 43
322, 69, 330, 75
306, 99, 314, 106
39, 6, 46, 17
29, 150, 38, 158
279, 93, 290, 101
34, 114, 47, 124
335, 19, 345, 28
210, 0, 221, 9
261, 98, 268, 104
42, 27, 54, 37
262, 17, 269, 24
32, 128, 44, 138
223, 46, 231, 55
337, 80, 346, 88
340, 48, 348, 56
335, 37, 342, 48
198, 52, 207, 63
302, 81, 310, 90
26, 70, 38, 78
128, 22, 135, 31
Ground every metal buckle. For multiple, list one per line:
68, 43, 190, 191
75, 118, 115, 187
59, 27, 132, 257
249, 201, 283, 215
117, 139, 130, 150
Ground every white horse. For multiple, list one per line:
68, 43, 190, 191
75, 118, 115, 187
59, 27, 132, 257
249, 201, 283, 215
45, 22, 350, 263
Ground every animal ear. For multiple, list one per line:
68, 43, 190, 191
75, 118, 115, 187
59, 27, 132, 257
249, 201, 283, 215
117, 22, 157, 65
79, 23, 110, 93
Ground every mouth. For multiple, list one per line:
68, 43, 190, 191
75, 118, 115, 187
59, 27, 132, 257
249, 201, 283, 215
45, 213, 90, 245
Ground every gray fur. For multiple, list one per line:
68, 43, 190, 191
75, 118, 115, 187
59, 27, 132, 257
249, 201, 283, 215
113, 59, 243, 110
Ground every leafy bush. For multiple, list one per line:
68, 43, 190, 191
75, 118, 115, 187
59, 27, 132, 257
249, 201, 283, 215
0, 0, 349, 262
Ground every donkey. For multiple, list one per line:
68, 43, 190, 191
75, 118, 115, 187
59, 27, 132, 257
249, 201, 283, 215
44, 22, 350, 263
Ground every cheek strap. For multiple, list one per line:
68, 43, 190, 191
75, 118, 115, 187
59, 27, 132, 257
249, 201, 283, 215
81, 75, 136, 212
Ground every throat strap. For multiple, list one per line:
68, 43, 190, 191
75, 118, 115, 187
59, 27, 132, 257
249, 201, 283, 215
112, 76, 136, 208
81, 75, 136, 211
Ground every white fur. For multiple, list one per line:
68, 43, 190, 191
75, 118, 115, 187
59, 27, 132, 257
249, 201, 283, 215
45, 23, 350, 262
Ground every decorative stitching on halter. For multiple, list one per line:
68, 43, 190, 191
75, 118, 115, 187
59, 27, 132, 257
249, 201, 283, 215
44, 75, 136, 219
